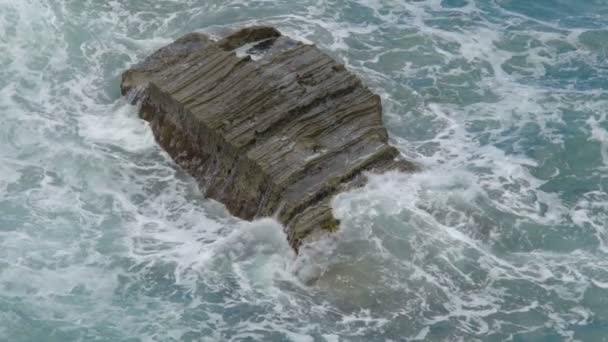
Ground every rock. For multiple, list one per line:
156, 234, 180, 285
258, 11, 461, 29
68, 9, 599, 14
121, 26, 416, 252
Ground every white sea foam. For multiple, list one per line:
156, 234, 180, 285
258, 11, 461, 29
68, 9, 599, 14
78, 103, 156, 152
0, 0, 607, 340
587, 112, 608, 167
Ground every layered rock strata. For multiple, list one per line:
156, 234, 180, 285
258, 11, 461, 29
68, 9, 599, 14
121, 26, 415, 251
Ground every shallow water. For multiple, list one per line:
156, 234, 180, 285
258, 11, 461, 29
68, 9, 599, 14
1, 0, 608, 341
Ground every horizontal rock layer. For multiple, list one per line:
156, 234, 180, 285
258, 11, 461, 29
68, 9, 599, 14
121, 26, 415, 251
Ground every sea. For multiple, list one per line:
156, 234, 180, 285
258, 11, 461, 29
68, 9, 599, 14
1, 0, 608, 341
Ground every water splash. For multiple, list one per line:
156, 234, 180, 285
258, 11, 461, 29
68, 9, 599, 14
1, 0, 607, 340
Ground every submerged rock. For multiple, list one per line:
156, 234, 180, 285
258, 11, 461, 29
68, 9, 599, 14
121, 26, 415, 251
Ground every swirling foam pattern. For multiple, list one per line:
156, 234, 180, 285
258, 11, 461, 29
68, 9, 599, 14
0, 0, 607, 340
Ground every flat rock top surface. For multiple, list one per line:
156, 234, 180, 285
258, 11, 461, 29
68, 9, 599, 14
122, 26, 414, 250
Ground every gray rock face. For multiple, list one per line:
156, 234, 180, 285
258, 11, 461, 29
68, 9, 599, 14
121, 26, 415, 251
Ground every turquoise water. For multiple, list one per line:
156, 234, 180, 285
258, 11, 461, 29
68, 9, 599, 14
1, 0, 608, 340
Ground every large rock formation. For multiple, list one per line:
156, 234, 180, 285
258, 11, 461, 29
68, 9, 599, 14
121, 26, 415, 251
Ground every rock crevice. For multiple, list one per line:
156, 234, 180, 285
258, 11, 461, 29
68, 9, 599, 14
121, 26, 415, 251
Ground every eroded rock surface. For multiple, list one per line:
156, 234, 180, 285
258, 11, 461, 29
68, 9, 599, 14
121, 26, 415, 251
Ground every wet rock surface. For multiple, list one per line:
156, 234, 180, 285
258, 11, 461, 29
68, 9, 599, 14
121, 26, 415, 251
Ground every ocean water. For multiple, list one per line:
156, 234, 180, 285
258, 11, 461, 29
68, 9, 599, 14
1, 0, 608, 340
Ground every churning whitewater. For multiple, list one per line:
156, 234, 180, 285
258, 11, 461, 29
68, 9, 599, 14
1, 0, 608, 341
